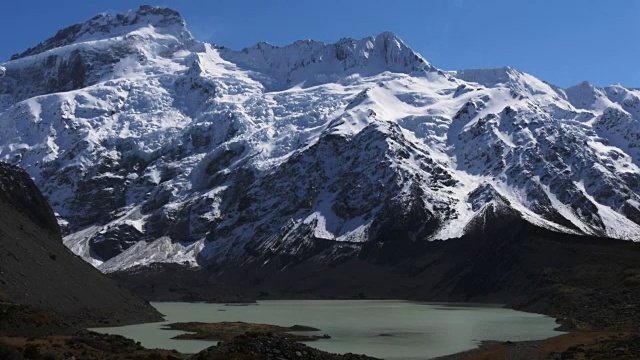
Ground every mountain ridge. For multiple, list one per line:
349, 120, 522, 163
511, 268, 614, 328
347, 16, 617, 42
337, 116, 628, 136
0, 5, 639, 274
9, 5, 190, 60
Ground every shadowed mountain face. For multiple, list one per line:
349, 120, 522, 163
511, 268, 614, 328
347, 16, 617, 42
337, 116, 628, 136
0, 6, 640, 276
0, 163, 161, 333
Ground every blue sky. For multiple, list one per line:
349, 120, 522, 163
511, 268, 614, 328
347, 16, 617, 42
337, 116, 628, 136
1, 0, 639, 88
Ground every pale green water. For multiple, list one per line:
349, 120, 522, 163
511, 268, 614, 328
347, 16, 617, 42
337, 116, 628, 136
91, 300, 562, 359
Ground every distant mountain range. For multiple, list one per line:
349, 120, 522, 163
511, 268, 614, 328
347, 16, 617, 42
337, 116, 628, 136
1, 5, 639, 276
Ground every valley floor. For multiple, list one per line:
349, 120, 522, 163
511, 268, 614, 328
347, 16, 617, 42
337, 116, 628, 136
2, 298, 640, 359
437, 330, 640, 360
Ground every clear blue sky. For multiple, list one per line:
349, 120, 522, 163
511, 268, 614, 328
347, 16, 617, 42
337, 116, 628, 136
1, 0, 639, 88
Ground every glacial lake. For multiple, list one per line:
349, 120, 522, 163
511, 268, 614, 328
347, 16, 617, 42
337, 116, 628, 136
91, 300, 562, 359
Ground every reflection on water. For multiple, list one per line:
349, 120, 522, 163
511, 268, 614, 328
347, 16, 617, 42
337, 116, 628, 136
91, 300, 562, 359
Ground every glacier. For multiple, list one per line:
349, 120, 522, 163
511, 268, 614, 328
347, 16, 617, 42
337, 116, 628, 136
0, 6, 639, 273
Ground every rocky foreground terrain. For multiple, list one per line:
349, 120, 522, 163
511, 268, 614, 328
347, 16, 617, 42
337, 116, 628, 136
436, 332, 640, 360
193, 332, 377, 360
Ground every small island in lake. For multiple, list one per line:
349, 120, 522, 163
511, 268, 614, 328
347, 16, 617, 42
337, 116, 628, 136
163, 321, 331, 342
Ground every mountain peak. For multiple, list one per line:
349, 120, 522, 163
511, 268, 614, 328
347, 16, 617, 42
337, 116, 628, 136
376, 30, 401, 39
219, 31, 431, 90
333, 31, 425, 67
565, 80, 609, 110
337, 31, 405, 47
568, 80, 595, 90
10, 5, 190, 60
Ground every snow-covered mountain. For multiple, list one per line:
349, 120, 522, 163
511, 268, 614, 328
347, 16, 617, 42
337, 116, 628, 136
1, 6, 639, 273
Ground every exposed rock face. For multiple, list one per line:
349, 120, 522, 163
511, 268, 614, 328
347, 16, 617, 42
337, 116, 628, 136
11, 6, 187, 61
0, 162, 161, 328
1, 6, 193, 104
0, 6, 639, 274
0, 163, 60, 235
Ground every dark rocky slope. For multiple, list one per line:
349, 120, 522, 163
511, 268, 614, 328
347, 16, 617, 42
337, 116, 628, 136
0, 162, 161, 333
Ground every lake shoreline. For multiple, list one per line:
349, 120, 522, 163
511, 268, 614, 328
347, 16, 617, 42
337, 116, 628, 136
434, 330, 640, 360
108, 224, 640, 333
5, 298, 637, 359
90, 300, 563, 359
88, 298, 640, 359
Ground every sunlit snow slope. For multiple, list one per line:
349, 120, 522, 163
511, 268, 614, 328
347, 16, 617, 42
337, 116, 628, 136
1, 6, 639, 272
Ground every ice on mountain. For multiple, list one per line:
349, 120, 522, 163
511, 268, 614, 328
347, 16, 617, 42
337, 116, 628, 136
0, 6, 639, 272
